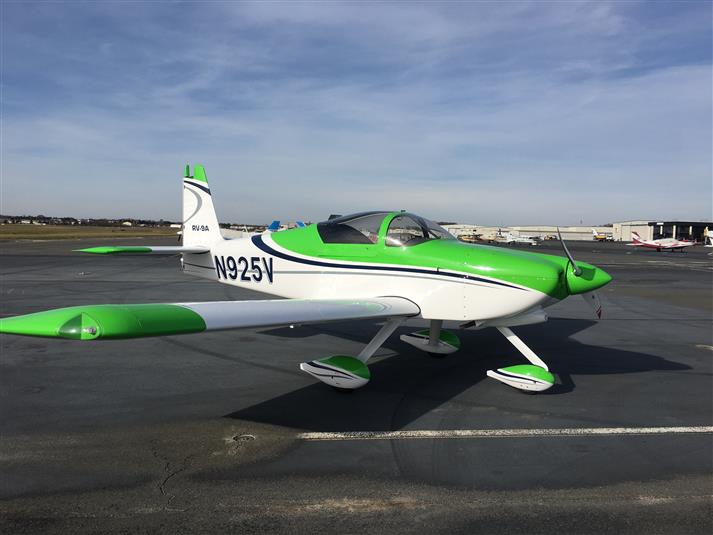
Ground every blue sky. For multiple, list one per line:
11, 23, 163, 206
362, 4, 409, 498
2, 1, 711, 225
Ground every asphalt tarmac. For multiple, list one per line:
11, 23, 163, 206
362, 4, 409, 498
1, 237, 711, 534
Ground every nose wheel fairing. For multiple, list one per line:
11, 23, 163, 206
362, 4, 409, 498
486, 326, 554, 392
487, 365, 555, 392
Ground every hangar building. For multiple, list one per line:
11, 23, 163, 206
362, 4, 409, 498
510, 226, 610, 241
612, 220, 712, 242
444, 221, 712, 242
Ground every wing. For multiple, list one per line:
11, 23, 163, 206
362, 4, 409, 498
76, 246, 210, 254
0, 297, 419, 340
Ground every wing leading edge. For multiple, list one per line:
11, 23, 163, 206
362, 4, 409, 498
0, 297, 420, 341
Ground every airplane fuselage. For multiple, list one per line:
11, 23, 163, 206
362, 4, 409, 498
632, 238, 694, 251
184, 217, 609, 322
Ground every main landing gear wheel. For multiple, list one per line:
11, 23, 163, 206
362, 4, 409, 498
300, 356, 370, 390
299, 318, 405, 391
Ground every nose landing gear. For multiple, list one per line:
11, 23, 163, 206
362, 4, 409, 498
486, 326, 555, 392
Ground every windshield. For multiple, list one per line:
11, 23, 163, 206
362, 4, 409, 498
317, 211, 454, 246
317, 212, 389, 244
386, 214, 455, 247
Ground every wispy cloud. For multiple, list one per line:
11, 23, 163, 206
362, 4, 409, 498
2, 1, 711, 224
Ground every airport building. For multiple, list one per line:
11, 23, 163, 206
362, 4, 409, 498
510, 226, 611, 241
612, 220, 712, 242
443, 224, 611, 242
445, 220, 712, 242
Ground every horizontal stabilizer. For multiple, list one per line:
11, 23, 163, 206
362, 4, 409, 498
0, 297, 419, 341
76, 246, 210, 255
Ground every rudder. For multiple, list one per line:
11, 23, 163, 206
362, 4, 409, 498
183, 164, 223, 247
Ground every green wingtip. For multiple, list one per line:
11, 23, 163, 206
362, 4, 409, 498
193, 165, 208, 183
76, 246, 153, 254
0, 308, 102, 340
0, 304, 207, 340
185, 164, 190, 178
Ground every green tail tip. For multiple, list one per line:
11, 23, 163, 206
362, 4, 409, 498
193, 165, 207, 183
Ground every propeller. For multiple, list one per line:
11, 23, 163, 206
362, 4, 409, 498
557, 227, 582, 276
557, 227, 602, 319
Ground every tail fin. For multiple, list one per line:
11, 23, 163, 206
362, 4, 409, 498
296, 220, 306, 228
631, 231, 642, 242
183, 164, 223, 247
267, 220, 280, 232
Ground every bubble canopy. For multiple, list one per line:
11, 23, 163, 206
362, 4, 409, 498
317, 211, 454, 246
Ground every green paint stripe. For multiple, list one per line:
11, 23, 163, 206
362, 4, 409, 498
0, 304, 206, 340
499, 365, 554, 385
76, 246, 153, 254
271, 226, 566, 297
271, 225, 612, 299
319, 355, 371, 379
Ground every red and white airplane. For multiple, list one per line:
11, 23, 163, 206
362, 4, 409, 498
628, 231, 695, 252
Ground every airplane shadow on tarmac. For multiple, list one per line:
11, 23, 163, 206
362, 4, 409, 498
224, 319, 689, 432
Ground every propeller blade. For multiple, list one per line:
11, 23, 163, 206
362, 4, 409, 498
582, 291, 602, 319
557, 226, 582, 276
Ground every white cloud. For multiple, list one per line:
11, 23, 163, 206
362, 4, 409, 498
1, 1, 711, 224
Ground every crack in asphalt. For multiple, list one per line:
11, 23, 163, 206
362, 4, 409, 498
151, 443, 196, 508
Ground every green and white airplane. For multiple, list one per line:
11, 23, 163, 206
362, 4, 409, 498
0, 165, 612, 393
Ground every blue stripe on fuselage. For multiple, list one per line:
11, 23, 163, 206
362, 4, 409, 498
251, 235, 525, 291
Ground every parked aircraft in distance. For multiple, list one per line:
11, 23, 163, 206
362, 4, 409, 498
266, 221, 306, 232
495, 231, 539, 246
592, 229, 613, 242
628, 231, 694, 252
266, 220, 282, 232
0, 165, 612, 394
